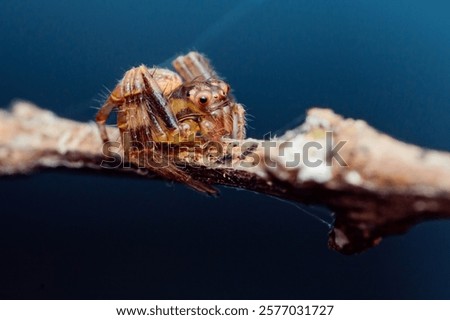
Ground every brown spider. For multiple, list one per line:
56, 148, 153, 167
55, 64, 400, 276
96, 52, 246, 194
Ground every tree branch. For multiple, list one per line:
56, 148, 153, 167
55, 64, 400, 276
1, 101, 449, 254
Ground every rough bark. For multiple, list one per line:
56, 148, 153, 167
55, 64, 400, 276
1, 101, 449, 254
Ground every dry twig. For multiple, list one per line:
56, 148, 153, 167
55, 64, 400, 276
1, 101, 449, 254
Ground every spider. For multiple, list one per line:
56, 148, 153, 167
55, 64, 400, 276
96, 52, 246, 194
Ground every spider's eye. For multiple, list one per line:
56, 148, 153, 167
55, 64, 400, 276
195, 91, 212, 107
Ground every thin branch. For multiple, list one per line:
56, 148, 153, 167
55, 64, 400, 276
1, 101, 449, 254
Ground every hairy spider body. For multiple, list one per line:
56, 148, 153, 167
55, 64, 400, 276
96, 52, 246, 194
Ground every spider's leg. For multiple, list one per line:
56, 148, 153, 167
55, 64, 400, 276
139, 66, 180, 140
95, 99, 116, 143
231, 103, 246, 139
147, 68, 183, 96
142, 148, 218, 195
172, 51, 218, 82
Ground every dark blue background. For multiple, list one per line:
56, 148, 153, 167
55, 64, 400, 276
0, 0, 449, 299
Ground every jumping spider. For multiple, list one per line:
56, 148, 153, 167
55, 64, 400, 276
96, 52, 246, 194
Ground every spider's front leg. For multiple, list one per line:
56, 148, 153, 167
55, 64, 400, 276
96, 66, 183, 156
172, 51, 217, 82
95, 92, 120, 161
95, 100, 115, 145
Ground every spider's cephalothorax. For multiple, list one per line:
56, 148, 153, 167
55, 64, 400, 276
169, 78, 245, 141
95, 52, 246, 194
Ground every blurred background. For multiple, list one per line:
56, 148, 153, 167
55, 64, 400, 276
0, 0, 449, 299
